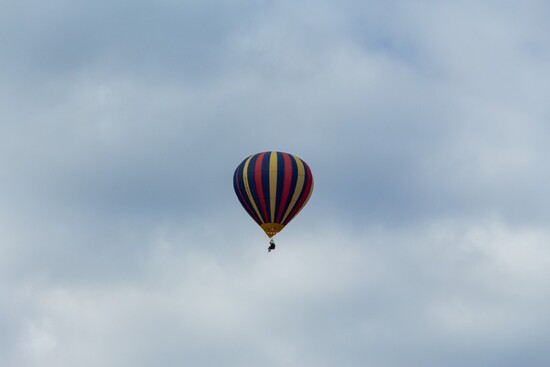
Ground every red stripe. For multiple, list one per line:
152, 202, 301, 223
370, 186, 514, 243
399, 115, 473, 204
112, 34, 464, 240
282, 161, 313, 226
254, 152, 269, 222
276, 153, 293, 223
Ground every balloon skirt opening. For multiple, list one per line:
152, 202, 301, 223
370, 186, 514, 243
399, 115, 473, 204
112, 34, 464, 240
261, 223, 285, 238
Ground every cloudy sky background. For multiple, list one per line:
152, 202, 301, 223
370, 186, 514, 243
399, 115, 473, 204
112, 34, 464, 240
1, 0, 550, 366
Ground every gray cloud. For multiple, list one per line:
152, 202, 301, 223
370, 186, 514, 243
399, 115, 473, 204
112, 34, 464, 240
1, 0, 550, 366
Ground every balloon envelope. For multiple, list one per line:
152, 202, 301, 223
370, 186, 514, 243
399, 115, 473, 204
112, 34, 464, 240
234, 151, 314, 237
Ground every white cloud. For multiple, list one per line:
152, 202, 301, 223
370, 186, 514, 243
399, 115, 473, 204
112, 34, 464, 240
3, 218, 550, 366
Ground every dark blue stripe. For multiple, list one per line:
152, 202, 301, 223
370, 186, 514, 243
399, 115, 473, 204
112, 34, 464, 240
234, 160, 262, 225
283, 158, 311, 225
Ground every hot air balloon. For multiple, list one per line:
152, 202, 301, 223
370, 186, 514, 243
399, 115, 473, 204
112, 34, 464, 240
233, 151, 314, 242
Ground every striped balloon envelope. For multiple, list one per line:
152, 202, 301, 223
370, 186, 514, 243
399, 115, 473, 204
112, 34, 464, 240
233, 151, 314, 238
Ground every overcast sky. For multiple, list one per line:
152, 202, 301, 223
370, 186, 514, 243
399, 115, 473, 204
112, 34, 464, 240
1, 0, 550, 366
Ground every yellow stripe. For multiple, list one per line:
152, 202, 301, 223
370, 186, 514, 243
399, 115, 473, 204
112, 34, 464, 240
281, 155, 305, 224
269, 151, 278, 223
243, 156, 264, 224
